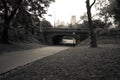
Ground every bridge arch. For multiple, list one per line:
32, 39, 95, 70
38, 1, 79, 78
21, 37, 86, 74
43, 28, 89, 45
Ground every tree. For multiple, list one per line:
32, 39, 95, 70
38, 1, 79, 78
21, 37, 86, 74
76, 21, 88, 29
9, 7, 33, 41
0, 0, 23, 43
95, 0, 120, 27
107, 0, 120, 26
80, 13, 88, 22
41, 19, 53, 30
92, 19, 106, 29
0, 0, 54, 44
86, 0, 97, 48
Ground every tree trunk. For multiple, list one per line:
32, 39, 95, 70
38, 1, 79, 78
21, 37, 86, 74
1, 23, 10, 44
39, 22, 46, 44
86, 0, 97, 48
0, 0, 23, 44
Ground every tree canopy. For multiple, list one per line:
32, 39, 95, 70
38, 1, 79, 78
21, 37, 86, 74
0, 0, 54, 23
0, 0, 54, 43
96, 0, 120, 26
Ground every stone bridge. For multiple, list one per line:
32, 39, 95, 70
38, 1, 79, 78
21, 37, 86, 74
42, 28, 89, 45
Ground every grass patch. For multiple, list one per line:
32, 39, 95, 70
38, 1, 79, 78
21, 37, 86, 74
0, 44, 120, 80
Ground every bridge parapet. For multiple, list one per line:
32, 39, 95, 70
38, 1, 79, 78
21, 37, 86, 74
42, 28, 88, 33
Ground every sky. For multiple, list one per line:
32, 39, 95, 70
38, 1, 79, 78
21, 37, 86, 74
44, 0, 96, 25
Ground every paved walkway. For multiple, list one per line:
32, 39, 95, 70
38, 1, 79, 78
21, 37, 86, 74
0, 46, 69, 74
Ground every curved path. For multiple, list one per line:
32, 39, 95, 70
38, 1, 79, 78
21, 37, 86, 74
0, 46, 69, 74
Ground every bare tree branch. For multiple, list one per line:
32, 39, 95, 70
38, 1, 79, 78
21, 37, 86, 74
90, 0, 96, 8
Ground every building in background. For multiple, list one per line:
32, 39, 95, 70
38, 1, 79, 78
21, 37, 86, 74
71, 15, 76, 28
55, 20, 60, 27
55, 20, 68, 28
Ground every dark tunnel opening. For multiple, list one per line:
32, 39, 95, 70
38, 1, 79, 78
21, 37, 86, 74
52, 36, 63, 45
52, 35, 76, 46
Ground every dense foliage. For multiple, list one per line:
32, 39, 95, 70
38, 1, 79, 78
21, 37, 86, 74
0, 0, 54, 43
96, 0, 120, 26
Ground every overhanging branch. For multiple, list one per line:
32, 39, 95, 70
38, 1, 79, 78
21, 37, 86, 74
90, 0, 96, 8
